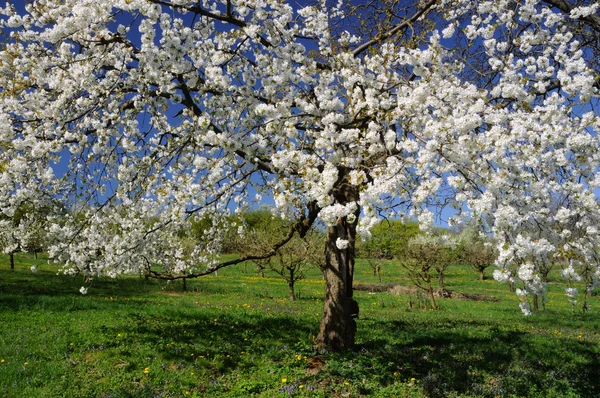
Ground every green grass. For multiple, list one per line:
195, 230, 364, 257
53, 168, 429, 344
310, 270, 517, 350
1, 253, 599, 397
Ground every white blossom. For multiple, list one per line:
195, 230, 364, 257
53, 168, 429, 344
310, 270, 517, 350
0, 0, 598, 318
335, 238, 349, 250
519, 301, 532, 316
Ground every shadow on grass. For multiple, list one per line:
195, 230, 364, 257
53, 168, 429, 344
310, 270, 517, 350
104, 309, 600, 397
346, 318, 600, 397
0, 269, 167, 312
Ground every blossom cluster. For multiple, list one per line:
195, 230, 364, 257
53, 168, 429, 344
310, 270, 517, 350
0, 0, 598, 313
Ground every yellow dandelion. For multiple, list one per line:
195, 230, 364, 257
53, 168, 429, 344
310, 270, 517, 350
394, 371, 399, 377
296, 355, 302, 360
117, 333, 121, 337
1, 359, 4, 363
24, 362, 28, 366
281, 378, 287, 383
143, 367, 149, 374
344, 381, 350, 386
299, 385, 304, 389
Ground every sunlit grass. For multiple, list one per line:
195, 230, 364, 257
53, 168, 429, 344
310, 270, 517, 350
1, 253, 599, 397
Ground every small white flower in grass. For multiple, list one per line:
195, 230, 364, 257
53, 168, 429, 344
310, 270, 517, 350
336, 238, 349, 250
79, 286, 88, 295
30, 265, 37, 273
519, 302, 532, 316
565, 287, 578, 299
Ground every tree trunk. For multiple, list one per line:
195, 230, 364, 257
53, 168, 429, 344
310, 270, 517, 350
10, 252, 14, 270
428, 286, 438, 310
288, 269, 295, 301
317, 198, 360, 351
438, 272, 445, 290
479, 269, 485, 281
182, 277, 187, 292
533, 294, 539, 312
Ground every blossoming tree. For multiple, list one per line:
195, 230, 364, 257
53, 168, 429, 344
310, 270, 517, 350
1, 0, 599, 349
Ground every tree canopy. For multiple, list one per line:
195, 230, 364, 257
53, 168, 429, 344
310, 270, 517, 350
1, 0, 600, 348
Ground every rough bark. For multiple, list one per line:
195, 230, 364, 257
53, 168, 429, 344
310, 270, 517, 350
479, 269, 485, 281
438, 272, 445, 290
9, 252, 15, 270
317, 189, 360, 351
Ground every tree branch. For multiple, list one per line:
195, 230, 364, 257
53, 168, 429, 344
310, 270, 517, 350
148, 201, 320, 280
352, 0, 438, 58
542, 0, 600, 32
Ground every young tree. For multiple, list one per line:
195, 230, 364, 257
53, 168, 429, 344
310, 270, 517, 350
0, 202, 56, 269
236, 209, 323, 298
400, 234, 457, 309
459, 235, 497, 281
233, 209, 283, 277
358, 220, 422, 282
2, 0, 600, 349
271, 236, 321, 301
433, 236, 459, 291
0, 218, 17, 269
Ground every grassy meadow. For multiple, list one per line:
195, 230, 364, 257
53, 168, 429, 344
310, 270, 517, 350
1, 253, 599, 397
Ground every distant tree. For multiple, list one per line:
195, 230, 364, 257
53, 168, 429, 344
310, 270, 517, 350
237, 209, 323, 300
0, 202, 57, 269
0, 218, 17, 269
236, 209, 288, 277
433, 236, 460, 291
399, 235, 454, 310
271, 235, 322, 301
361, 221, 422, 260
458, 227, 496, 281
